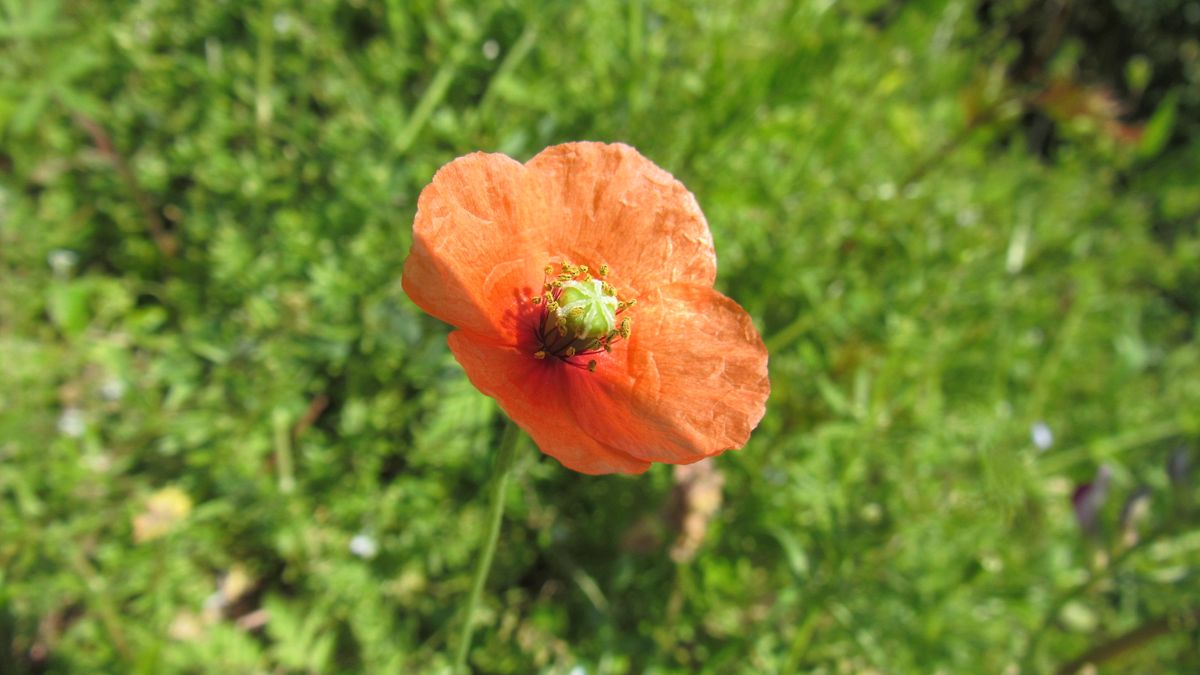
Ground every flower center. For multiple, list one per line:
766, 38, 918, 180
529, 261, 636, 371
558, 278, 617, 339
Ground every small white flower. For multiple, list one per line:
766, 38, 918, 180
1031, 422, 1053, 451
47, 249, 79, 278
57, 408, 86, 438
101, 378, 127, 401
482, 39, 500, 60
349, 533, 378, 559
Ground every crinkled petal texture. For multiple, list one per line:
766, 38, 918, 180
525, 143, 717, 295
448, 331, 653, 475
404, 142, 769, 475
403, 143, 718, 342
402, 152, 549, 339
572, 284, 769, 465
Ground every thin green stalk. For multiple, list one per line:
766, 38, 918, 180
394, 49, 462, 155
453, 419, 523, 673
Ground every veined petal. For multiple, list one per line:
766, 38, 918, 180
573, 284, 769, 464
526, 142, 717, 295
402, 152, 549, 340
404, 143, 769, 475
447, 331, 652, 475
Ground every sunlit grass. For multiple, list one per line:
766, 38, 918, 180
1, 0, 1197, 672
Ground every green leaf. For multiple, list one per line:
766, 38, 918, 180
1137, 90, 1178, 160
46, 280, 91, 337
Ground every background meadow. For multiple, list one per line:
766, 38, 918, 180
2, 0, 1199, 672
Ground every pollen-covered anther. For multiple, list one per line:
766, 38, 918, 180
531, 296, 542, 305
564, 346, 576, 357
534, 350, 547, 360
598, 264, 609, 277
619, 318, 632, 338
587, 360, 598, 372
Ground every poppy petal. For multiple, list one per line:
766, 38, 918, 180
403, 152, 549, 339
572, 284, 769, 464
447, 331, 653, 475
526, 142, 717, 296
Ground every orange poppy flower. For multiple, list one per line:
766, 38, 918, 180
402, 142, 769, 475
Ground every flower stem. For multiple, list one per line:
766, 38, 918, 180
453, 419, 523, 673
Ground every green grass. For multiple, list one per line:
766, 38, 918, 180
2, 0, 1198, 672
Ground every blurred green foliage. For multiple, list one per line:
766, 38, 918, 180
2, 0, 1198, 672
